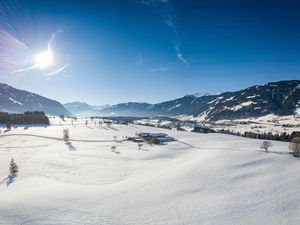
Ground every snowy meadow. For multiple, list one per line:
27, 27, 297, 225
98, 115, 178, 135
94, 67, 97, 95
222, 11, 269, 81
0, 117, 299, 225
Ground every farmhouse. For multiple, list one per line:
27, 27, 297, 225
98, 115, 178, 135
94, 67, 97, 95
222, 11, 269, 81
103, 120, 113, 127
192, 126, 216, 134
127, 137, 144, 142
138, 132, 174, 142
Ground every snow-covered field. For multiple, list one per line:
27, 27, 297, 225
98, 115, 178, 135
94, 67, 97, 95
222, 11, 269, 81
174, 113, 300, 134
212, 114, 300, 134
0, 117, 299, 225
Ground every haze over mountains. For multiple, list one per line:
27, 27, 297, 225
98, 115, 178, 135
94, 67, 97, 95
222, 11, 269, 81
65, 80, 300, 120
63, 102, 109, 116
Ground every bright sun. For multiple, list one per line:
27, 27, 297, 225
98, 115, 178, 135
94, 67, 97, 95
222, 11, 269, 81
34, 50, 53, 69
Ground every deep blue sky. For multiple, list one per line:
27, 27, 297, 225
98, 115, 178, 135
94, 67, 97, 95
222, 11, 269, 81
0, 0, 300, 105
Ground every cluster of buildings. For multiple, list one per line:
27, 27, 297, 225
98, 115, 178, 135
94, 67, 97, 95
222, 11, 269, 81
128, 132, 174, 144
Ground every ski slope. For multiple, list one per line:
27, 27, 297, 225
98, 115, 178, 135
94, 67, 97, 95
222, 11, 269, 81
0, 118, 299, 225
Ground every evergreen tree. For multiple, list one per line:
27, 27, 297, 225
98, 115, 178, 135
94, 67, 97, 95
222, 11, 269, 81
9, 158, 19, 175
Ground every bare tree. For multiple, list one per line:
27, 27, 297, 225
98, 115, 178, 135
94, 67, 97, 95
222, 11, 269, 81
289, 137, 300, 157
138, 143, 143, 150
113, 136, 117, 141
63, 129, 70, 141
111, 145, 116, 152
260, 141, 272, 153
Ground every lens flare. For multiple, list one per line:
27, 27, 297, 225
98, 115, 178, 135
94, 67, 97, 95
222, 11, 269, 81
0, 2, 67, 77
34, 50, 53, 69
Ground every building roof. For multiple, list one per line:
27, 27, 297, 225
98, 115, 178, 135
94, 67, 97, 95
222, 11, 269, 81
139, 133, 168, 137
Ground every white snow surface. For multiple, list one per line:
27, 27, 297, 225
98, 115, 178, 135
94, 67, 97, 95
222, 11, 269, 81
295, 102, 300, 116
0, 117, 299, 225
209, 114, 300, 135
8, 98, 23, 105
246, 94, 259, 99
168, 104, 181, 111
175, 113, 300, 134
192, 92, 219, 98
225, 101, 256, 111
223, 96, 235, 102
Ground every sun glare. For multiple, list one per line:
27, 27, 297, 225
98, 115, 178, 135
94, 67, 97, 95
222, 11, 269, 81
34, 50, 53, 69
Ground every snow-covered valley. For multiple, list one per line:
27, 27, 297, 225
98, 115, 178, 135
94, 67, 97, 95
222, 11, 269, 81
0, 117, 299, 225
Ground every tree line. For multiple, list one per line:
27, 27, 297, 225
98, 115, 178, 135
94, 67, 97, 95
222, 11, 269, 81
0, 111, 49, 125
217, 129, 299, 142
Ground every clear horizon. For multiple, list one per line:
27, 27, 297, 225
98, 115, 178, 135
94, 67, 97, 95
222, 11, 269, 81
0, 0, 300, 105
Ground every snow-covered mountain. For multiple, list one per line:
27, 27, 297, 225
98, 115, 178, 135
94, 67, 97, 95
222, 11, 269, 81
0, 83, 72, 116
65, 80, 300, 120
